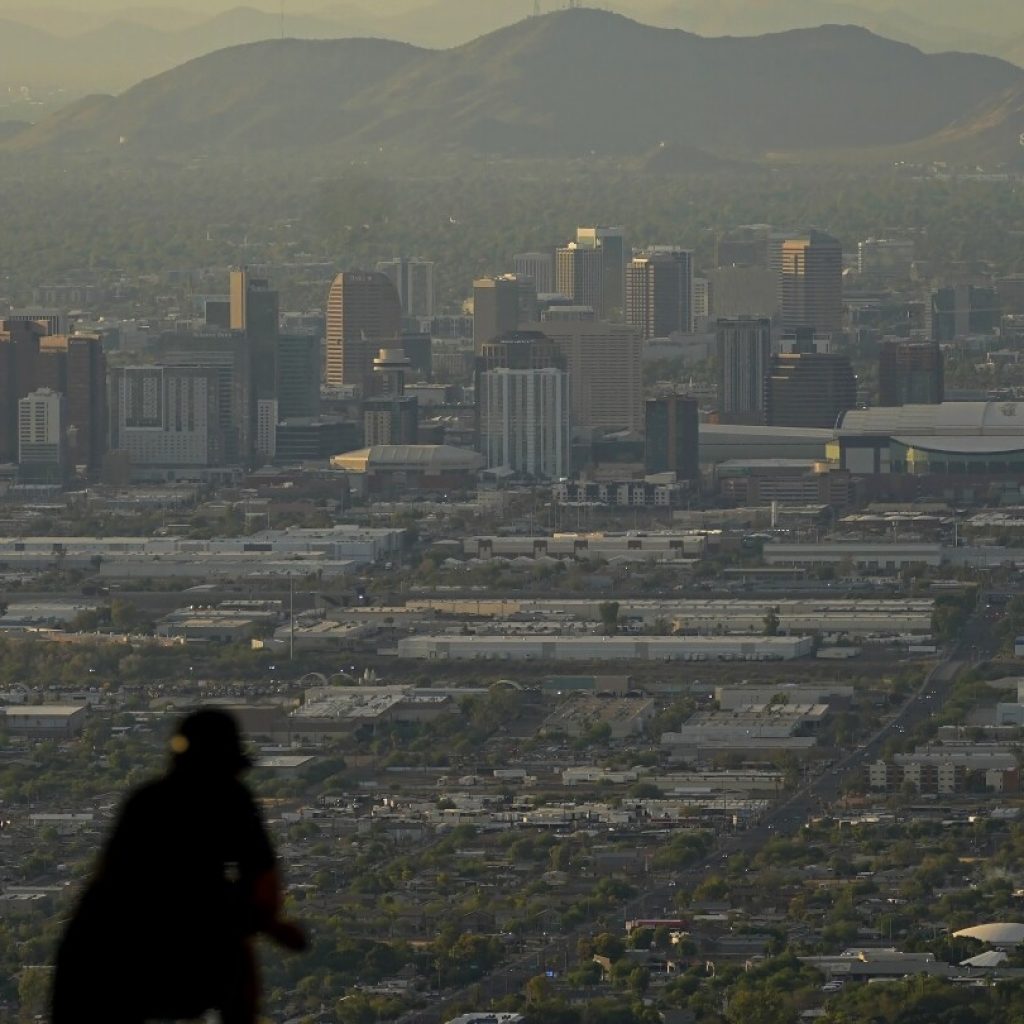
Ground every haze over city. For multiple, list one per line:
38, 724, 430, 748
7, 2, 1024, 1023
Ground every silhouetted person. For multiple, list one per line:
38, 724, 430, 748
52, 708, 306, 1024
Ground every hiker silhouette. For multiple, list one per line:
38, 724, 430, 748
52, 708, 306, 1024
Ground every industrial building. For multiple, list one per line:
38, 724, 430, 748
3, 705, 88, 738
395, 635, 813, 662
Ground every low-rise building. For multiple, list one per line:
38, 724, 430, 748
395, 635, 813, 662
2, 705, 87, 738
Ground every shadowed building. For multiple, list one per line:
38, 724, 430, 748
0, 319, 45, 462
716, 317, 772, 425
878, 340, 944, 407
325, 271, 402, 391
576, 226, 626, 317
376, 257, 434, 319
764, 352, 856, 429
645, 395, 699, 482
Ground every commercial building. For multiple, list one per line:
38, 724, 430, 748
625, 248, 693, 338
2, 705, 87, 738
108, 365, 225, 476
325, 271, 402, 390
396, 635, 813, 661
699, 424, 832, 463
645, 395, 699, 481
229, 269, 278, 419
878, 340, 944, 406
778, 231, 843, 334
461, 533, 707, 561
275, 333, 320, 420
18, 387, 66, 482
553, 476, 692, 509
473, 275, 531, 352
715, 459, 859, 507
556, 243, 605, 318
155, 332, 254, 464
513, 252, 555, 294
716, 317, 772, 424
331, 444, 484, 495
763, 541, 944, 570
577, 226, 626, 316
479, 366, 570, 479
0, 319, 45, 462
829, 402, 1024, 477
530, 319, 643, 434
375, 257, 434, 319
35, 333, 108, 473
764, 352, 857, 429
363, 348, 418, 446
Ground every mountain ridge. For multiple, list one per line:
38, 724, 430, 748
5, 9, 1024, 165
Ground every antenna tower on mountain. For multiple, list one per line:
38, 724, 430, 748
533, 0, 541, 15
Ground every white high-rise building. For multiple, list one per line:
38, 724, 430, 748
480, 367, 570, 480
18, 387, 66, 479
109, 366, 223, 468
376, 257, 435, 319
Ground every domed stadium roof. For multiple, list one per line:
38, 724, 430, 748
952, 923, 1024, 945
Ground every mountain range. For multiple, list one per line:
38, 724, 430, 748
4, 0, 1024, 98
6, 8, 1024, 166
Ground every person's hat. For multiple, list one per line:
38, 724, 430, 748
170, 708, 253, 773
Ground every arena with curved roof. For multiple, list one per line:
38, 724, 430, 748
829, 402, 1024, 479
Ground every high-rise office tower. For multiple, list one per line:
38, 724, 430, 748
156, 333, 253, 464
376, 257, 435, 319
325, 271, 402, 390
764, 352, 857, 429
45, 334, 107, 473
779, 231, 843, 334
625, 248, 694, 339
363, 348, 418, 446
480, 367, 570, 479
878, 341, 944, 407
230, 269, 279, 409
556, 243, 605, 318
18, 387, 66, 482
576, 226, 626, 317
0, 319, 44, 462
513, 252, 555, 295
716, 317, 772, 424
109, 366, 224, 470
473, 275, 526, 352
645, 395, 699, 481
531, 319, 644, 434
276, 333, 320, 420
